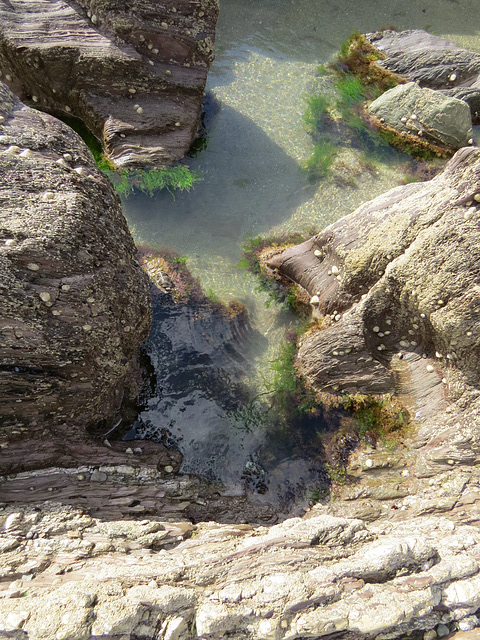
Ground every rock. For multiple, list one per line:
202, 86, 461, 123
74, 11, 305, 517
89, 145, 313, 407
367, 29, 480, 123
0, 0, 219, 167
368, 81, 473, 150
0, 82, 151, 462
266, 147, 480, 474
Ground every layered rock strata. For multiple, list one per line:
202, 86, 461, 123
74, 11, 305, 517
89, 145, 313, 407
0, 0, 219, 167
1, 481, 480, 639
367, 29, 480, 124
0, 82, 151, 458
267, 147, 480, 478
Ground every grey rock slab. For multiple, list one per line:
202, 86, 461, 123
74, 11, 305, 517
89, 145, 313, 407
368, 81, 473, 149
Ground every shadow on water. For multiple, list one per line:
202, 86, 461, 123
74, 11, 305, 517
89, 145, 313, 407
123, 104, 317, 262
123, 295, 341, 516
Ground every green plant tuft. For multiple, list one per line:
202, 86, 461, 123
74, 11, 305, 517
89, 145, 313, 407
112, 166, 202, 198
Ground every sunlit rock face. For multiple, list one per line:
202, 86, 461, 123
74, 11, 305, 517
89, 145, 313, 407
0, 0, 219, 167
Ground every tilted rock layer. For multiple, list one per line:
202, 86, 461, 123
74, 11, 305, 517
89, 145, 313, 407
0, 0, 219, 167
268, 147, 480, 478
0, 82, 151, 443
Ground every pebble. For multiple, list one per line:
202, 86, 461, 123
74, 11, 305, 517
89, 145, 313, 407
313, 249, 321, 256
459, 615, 479, 631
365, 459, 374, 468
426, 364, 434, 373
436, 625, 449, 638
331, 265, 339, 275
310, 295, 320, 305
449, 72, 457, 82
26, 263, 40, 271
372, 326, 380, 333
90, 470, 107, 483
423, 630, 437, 640
164, 465, 174, 473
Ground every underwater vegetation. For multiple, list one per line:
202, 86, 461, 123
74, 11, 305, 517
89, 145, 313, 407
110, 165, 202, 198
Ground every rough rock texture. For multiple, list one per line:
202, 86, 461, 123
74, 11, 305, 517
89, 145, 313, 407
0, 0, 219, 167
2, 474, 480, 639
267, 146, 480, 479
368, 81, 473, 151
367, 29, 480, 124
0, 82, 151, 449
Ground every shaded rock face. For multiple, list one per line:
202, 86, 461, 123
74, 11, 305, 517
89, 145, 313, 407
0, 0, 219, 167
368, 81, 473, 151
0, 82, 151, 447
367, 29, 480, 124
267, 147, 480, 476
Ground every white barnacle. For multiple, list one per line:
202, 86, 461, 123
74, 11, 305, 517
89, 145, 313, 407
426, 364, 434, 373
449, 72, 457, 82
410, 113, 417, 120
73, 167, 86, 175
83, 324, 92, 332
310, 295, 320, 306
386, 319, 392, 326
161, 21, 168, 29
26, 263, 39, 271
314, 249, 321, 257
64, 105, 71, 112
129, 88, 136, 94
148, 43, 153, 50
474, 193, 480, 202
401, 116, 407, 123
435, 351, 443, 358
0, 116, 4, 124
6, 145, 21, 154
63, 152, 73, 162
165, 69, 172, 76
468, 138, 474, 145
39, 291, 51, 302
153, 48, 159, 54
331, 265, 339, 275
136, 107, 144, 114
42, 191, 55, 201
5, 74, 12, 82
332, 350, 339, 356
32, 95, 39, 103
175, 121, 181, 127
437, 299, 444, 305
19, 149, 33, 158
372, 326, 380, 333
91, 14, 98, 24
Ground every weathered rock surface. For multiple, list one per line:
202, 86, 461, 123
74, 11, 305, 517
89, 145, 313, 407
368, 81, 473, 151
0, 82, 151, 455
2, 471, 480, 639
0, 0, 219, 167
367, 29, 480, 124
267, 146, 480, 479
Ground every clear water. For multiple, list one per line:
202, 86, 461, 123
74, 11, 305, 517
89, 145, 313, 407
123, 0, 480, 515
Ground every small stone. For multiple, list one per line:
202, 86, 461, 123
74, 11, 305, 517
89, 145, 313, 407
39, 292, 51, 302
365, 459, 374, 468
175, 121, 181, 127
5, 611, 29, 630
420, 313, 426, 318
459, 615, 479, 631
161, 22, 168, 29
164, 465, 174, 473
26, 263, 40, 271
90, 470, 107, 483
313, 249, 321, 256
436, 625, 449, 638
426, 364, 435, 373
310, 295, 320, 306
449, 72, 457, 82
332, 350, 339, 356
331, 265, 339, 275
372, 326, 380, 333
423, 630, 437, 640
435, 351, 443, 358
82, 325, 92, 332
136, 107, 144, 114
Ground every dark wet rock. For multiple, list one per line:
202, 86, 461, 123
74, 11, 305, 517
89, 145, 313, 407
0, 0, 219, 167
0, 82, 151, 464
368, 81, 473, 151
267, 146, 480, 476
367, 29, 480, 124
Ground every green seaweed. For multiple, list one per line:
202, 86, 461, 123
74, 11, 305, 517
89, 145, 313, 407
109, 166, 203, 198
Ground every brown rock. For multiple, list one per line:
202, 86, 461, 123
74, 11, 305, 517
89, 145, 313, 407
0, 0, 219, 167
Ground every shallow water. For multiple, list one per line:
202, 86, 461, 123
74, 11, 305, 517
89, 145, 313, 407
123, 0, 480, 514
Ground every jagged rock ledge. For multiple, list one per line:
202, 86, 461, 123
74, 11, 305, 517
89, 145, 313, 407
0, 0, 219, 167
0, 81, 151, 467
